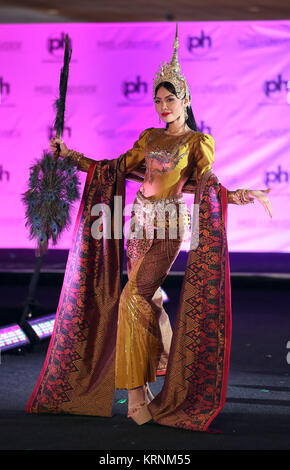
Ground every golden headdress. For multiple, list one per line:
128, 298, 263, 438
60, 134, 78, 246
153, 24, 190, 102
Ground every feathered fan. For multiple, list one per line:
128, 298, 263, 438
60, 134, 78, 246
22, 34, 80, 257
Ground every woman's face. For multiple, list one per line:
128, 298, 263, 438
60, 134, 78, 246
154, 86, 188, 124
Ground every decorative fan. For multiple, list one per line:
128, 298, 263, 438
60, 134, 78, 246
22, 34, 80, 256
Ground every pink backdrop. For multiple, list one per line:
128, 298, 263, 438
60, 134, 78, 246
0, 21, 289, 252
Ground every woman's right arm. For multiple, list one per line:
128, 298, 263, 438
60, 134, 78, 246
49, 139, 99, 172
49, 128, 151, 174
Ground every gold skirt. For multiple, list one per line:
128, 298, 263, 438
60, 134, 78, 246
115, 190, 190, 389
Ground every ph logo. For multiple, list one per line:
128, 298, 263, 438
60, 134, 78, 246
48, 126, 72, 141
265, 165, 289, 186
122, 76, 148, 101
0, 77, 10, 104
187, 31, 212, 53
264, 74, 289, 97
47, 33, 72, 56
197, 121, 211, 135
0, 165, 10, 182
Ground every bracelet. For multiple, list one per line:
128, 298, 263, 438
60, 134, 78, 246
243, 189, 251, 202
228, 188, 253, 205
66, 150, 84, 169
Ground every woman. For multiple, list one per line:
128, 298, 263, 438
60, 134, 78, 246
27, 26, 272, 431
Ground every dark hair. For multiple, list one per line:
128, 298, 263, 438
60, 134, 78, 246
155, 81, 198, 131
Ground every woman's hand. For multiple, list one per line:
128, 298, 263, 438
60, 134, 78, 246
49, 138, 69, 158
248, 188, 273, 218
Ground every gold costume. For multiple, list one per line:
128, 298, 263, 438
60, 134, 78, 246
66, 25, 218, 391
77, 127, 215, 389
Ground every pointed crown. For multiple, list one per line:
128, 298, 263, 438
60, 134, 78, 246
153, 24, 190, 102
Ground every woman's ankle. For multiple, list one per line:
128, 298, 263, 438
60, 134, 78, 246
128, 385, 146, 404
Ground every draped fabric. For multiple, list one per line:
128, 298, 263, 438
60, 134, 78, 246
148, 173, 232, 431
26, 156, 232, 432
26, 157, 126, 416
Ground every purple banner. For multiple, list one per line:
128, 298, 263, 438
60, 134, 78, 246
0, 21, 289, 251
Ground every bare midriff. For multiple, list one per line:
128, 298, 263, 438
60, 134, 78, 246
139, 174, 189, 200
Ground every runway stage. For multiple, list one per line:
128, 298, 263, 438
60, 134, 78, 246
0, 253, 289, 451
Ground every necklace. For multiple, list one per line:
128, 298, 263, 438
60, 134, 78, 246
164, 126, 191, 136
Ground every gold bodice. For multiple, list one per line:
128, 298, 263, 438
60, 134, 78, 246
77, 127, 215, 200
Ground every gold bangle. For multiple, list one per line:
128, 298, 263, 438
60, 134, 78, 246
236, 188, 253, 204
242, 188, 252, 203
230, 189, 245, 205
67, 150, 84, 169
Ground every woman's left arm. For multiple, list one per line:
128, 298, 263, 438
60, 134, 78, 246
227, 187, 273, 218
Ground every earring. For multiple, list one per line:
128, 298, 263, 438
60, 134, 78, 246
184, 108, 188, 120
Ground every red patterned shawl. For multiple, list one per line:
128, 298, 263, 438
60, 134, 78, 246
26, 156, 231, 432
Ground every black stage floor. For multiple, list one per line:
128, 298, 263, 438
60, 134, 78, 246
0, 275, 290, 452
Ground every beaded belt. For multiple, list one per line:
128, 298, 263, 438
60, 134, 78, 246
132, 189, 190, 232
126, 190, 191, 260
